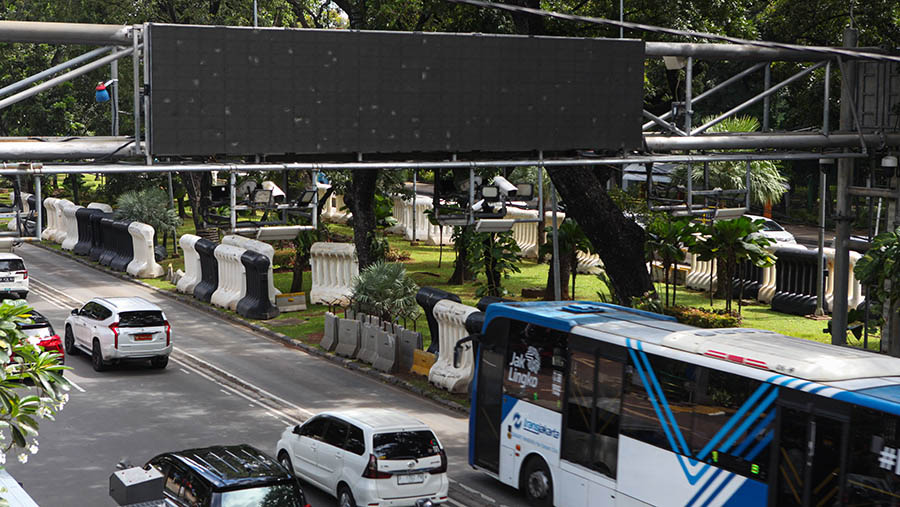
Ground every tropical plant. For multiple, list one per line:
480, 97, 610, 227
349, 261, 419, 323
645, 217, 695, 307
540, 218, 592, 300
854, 227, 900, 351
467, 231, 521, 298
674, 116, 788, 207
115, 187, 182, 252
690, 217, 776, 313
0, 300, 70, 505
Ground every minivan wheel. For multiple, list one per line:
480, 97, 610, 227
278, 452, 294, 475
522, 457, 553, 507
64, 327, 78, 355
150, 355, 168, 369
91, 341, 107, 372
337, 485, 356, 507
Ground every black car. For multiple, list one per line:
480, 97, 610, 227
145, 444, 309, 507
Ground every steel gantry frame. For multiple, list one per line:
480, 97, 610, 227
1, 19, 900, 348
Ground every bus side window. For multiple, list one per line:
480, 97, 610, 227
621, 354, 695, 451
503, 322, 567, 412
846, 407, 900, 505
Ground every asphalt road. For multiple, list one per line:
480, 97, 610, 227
4, 244, 520, 507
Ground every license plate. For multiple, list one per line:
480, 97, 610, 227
134, 334, 152, 341
0, 277, 12, 282
397, 473, 425, 485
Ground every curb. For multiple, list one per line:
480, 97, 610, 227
32, 242, 469, 415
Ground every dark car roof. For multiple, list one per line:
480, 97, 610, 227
151, 445, 291, 491
19, 310, 53, 330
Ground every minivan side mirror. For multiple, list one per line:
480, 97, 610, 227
71, 308, 79, 316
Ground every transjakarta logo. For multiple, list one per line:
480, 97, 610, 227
508, 346, 541, 388
512, 413, 560, 439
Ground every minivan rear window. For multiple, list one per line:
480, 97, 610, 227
373, 430, 441, 460
0, 259, 25, 272
119, 311, 165, 327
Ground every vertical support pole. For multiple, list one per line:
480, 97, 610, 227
133, 25, 141, 155
253, 0, 259, 27
745, 160, 752, 210
312, 169, 319, 230
34, 175, 42, 240
143, 23, 151, 164
167, 172, 175, 209
537, 152, 545, 261
816, 159, 830, 316
832, 27, 858, 348
111, 47, 119, 136
684, 57, 693, 133
13, 175, 22, 237
619, 0, 624, 38
686, 163, 692, 211
703, 161, 710, 207
823, 61, 831, 135
229, 170, 237, 232
468, 165, 475, 226
645, 162, 653, 207
551, 178, 561, 301
762, 63, 771, 132
412, 168, 418, 243
282, 167, 289, 224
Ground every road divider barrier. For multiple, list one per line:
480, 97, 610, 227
98, 217, 117, 266
223, 235, 279, 304
211, 244, 247, 311
372, 327, 397, 373
87, 202, 113, 213
322, 193, 350, 223
73, 208, 103, 256
309, 242, 358, 305
507, 207, 539, 258
89, 212, 113, 262
397, 328, 423, 374
731, 260, 764, 300
416, 287, 461, 355
193, 238, 219, 303
577, 251, 604, 275
335, 318, 361, 358
127, 222, 164, 278
109, 220, 135, 272
40, 197, 60, 242
7, 192, 33, 231
411, 349, 436, 377
771, 247, 820, 316
52, 198, 72, 244
236, 250, 280, 320
428, 299, 478, 393
321, 312, 338, 351
358, 314, 379, 364
60, 201, 84, 251
177, 234, 202, 295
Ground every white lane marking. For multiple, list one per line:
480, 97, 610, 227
30, 278, 81, 303
29, 286, 70, 311
220, 389, 231, 396
174, 348, 316, 418
66, 377, 86, 393
450, 478, 506, 506
172, 357, 295, 427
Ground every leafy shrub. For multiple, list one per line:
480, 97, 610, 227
663, 305, 742, 328
273, 249, 294, 269
115, 187, 181, 238
350, 261, 419, 322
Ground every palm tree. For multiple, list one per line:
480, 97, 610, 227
645, 217, 695, 307
350, 261, 419, 323
676, 116, 788, 207
542, 218, 592, 300
690, 217, 776, 313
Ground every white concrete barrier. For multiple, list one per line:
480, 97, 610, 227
428, 299, 478, 393
177, 234, 202, 295
309, 242, 359, 305
824, 248, 864, 311
41, 197, 60, 241
576, 250, 603, 275
508, 207, 540, 258
127, 222, 164, 278
405, 195, 432, 241
60, 201, 83, 251
223, 234, 279, 304
387, 195, 408, 235
686, 258, 717, 292
87, 202, 113, 213
211, 244, 247, 310
758, 263, 777, 304
51, 198, 72, 244
7, 192, 32, 231
322, 193, 351, 223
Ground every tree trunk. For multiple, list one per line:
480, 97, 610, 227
484, 235, 502, 297
448, 227, 475, 284
714, 257, 729, 299
546, 166, 652, 305
180, 171, 211, 234
346, 169, 379, 269
290, 244, 308, 293
544, 254, 572, 300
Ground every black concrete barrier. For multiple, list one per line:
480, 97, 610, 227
731, 260, 763, 301
74, 208, 102, 256
415, 287, 461, 356
109, 220, 135, 272
89, 213, 113, 262
771, 248, 821, 316
236, 251, 280, 320
193, 238, 219, 303
98, 217, 118, 266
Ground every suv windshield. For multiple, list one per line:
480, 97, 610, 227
119, 311, 165, 327
0, 259, 24, 272
219, 482, 305, 507
373, 430, 441, 460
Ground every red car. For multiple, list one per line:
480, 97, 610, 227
18, 310, 64, 364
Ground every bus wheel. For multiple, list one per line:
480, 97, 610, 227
522, 457, 553, 507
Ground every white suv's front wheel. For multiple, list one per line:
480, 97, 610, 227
64, 326, 78, 356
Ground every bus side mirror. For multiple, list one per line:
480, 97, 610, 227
453, 335, 477, 368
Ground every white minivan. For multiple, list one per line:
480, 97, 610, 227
0, 253, 28, 299
276, 409, 449, 507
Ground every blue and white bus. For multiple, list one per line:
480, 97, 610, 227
465, 300, 900, 506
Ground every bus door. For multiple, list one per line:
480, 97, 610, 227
771, 391, 849, 507
472, 320, 508, 473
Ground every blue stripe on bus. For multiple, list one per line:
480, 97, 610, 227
627, 348, 685, 460
732, 411, 776, 456
636, 346, 693, 457
696, 383, 772, 460
809, 385, 829, 394
720, 389, 778, 453
685, 468, 724, 506
745, 430, 774, 462
700, 472, 739, 507
766, 374, 786, 383
792, 381, 813, 390
468, 345, 481, 467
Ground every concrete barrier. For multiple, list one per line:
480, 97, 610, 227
87, 202, 113, 213
686, 258, 717, 292
822, 248, 865, 312
411, 349, 436, 377
177, 235, 202, 295
88, 212, 111, 261
41, 197, 60, 241
60, 201, 84, 251
771, 247, 820, 316
359, 318, 379, 364
127, 222, 164, 278
397, 328, 423, 373
428, 299, 478, 393
98, 217, 117, 266
222, 235, 279, 304
52, 198, 73, 244
211, 244, 247, 311
236, 250, 280, 319
73, 208, 101, 256
322, 193, 350, 223
576, 250, 603, 275
335, 318, 361, 358
372, 329, 397, 373
109, 220, 135, 272
7, 192, 33, 231
406, 195, 432, 242
194, 238, 219, 303
321, 312, 338, 351
507, 207, 540, 258
309, 242, 358, 305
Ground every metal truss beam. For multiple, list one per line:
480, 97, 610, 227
0, 21, 132, 45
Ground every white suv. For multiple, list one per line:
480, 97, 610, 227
64, 297, 172, 371
275, 409, 449, 507
0, 253, 28, 299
